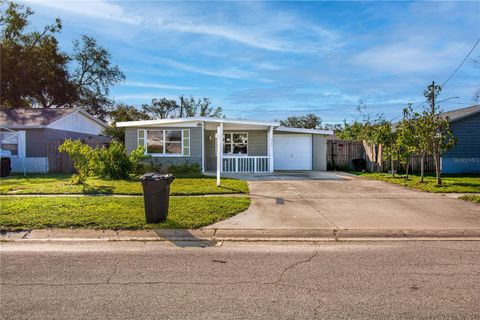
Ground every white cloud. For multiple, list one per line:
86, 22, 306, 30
123, 81, 196, 91
27, 0, 339, 53
352, 42, 470, 74
156, 58, 255, 80
26, 0, 139, 24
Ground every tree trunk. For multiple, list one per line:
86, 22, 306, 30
390, 157, 395, 177
405, 158, 410, 179
434, 153, 442, 186
420, 153, 425, 182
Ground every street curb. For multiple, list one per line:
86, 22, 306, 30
2, 228, 480, 242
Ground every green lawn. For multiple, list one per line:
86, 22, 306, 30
0, 196, 250, 230
459, 195, 480, 203
350, 172, 480, 193
0, 174, 248, 195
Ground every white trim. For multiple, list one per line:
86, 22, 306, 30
216, 123, 223, 186
222, 132, 248, 156
201, 121, 205, 172
117, 117, 278, 128
268, 126, 274, 172
275, 127, 333, 135
143, 129, 188, 157
47, 108, 107, 129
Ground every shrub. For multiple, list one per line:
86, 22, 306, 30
167, 163, 202, 177
58, 140, 149, 181
58, 139, 93, 184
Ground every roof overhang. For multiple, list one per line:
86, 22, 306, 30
0, 125, 45, 129
116, 117, 279, 129
275, 126, 333, 135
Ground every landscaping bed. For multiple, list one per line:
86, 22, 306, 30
0, 174, 248, 195
349, 172, 480, 193
0, 196, 250, 230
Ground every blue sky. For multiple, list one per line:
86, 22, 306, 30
24, 0, 480, 124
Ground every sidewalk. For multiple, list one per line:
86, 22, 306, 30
2, 228, 480, 242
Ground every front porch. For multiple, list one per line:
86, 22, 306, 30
202, 120, 274, 174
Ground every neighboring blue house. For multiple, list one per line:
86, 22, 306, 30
441, 105, 480, 174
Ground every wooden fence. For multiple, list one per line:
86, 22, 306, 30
327, 139, 436, 173
327, 140, 366, 170
47, 138, 109, 173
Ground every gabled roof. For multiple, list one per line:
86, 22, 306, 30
116, 117, 279, 128
0, 108, 106, 129
441, 105, 480, 123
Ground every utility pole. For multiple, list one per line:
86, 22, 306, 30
431, 81, 435, 115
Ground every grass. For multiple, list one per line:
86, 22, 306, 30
459, 195, 480, 203
349, 172, 480, 193
0, 174, 248, 195
0, 196, 250, 230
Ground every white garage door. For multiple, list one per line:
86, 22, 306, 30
273, 134, 312, 170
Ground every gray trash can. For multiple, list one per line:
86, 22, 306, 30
140, 173, 175, 223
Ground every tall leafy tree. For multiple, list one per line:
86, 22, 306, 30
280, 114, 321, 129
395, 105, 418, 179
142, 98, 179, 119
71, 35, 125, 120
0, 2, 77, 108
423, 82, 456, 185
103, 104, 150, 142
179, 95, 223, 117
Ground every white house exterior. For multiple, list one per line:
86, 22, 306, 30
117, 117, 333, 175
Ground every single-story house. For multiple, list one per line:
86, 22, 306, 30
441, 105, 480, 174
0, 108, 109, 173
117, 117, 333, 173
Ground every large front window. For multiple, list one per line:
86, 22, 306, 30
141, 129, 189, 156
223, 133, 248, 155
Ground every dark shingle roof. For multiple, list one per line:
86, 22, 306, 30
0, 108, 77, 127
440, 105, 480, 122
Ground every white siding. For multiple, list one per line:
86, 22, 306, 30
47, 112, 104, 135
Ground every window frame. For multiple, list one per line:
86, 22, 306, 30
138, 129, 190, 157
222, 132, 248, 156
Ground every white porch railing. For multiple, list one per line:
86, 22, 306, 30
222, 156, 271, 173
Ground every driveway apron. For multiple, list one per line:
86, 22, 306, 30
209, 172, 480, 230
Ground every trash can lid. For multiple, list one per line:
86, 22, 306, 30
140, 173, 174, 181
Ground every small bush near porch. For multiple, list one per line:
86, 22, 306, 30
0, 196, 250, 230
0, 174, 248, 195
350, 172, 480, 193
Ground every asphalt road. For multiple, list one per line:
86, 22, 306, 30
1, 241, 479, 319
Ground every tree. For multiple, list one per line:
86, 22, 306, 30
179, 95, 223, 118
103, 104, 151, 142
142, 98, 179, 119
423, 82, 456, 185
71, 35, 125, 120
395, 105, 418, 179
0, 2, 77, 108
280, 114, 321, 129
473, 58, 480, 102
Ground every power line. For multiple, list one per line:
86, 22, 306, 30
442, 37, 480, 87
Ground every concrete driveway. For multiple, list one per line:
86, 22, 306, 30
210, 172, 480, 231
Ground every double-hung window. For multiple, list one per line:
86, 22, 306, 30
139, 129, 190, 156
223, 133, 248, 155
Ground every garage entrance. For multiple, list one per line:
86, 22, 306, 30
273, 134, 312, 170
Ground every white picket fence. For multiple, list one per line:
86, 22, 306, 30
222, 156, 271, 173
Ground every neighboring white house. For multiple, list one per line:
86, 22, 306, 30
0, 108, 109, 173
117, 117, 333, 174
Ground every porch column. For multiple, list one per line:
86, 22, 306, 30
201, 121, 205, 173
268, 126, 274, 172
216, 122, 223, 186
